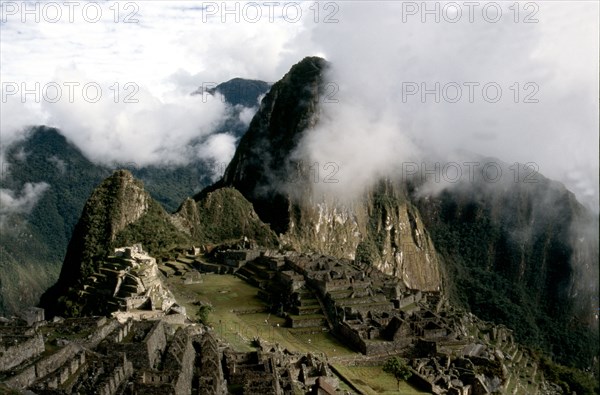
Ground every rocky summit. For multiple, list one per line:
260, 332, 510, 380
4, 57, 597, 395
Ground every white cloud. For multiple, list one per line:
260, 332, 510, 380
195, 132, 238, 180
0, 1, 313, 168
0, 0, 597, 209
0, 182, 50, 217
295, 1, 599, 210
238, 105, 257, 126
37, 66, 231, 166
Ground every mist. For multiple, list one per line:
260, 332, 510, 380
0, 182, 49, 226
295, 2, 599, 211
1, 1, 597, 211
0, 1, 308, 173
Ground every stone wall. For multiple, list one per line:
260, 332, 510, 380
220, 250, 260, 267
111, 319, 133, 342
337, 322, 367, 354
398, 291, 422, 309
98, 354, 134, 395
2, 364, 37, 389
36, 342, 80, 378
286, 316, 326, 328
145, 321, 167, 369
81, 318, 121, 348
163, 328, 195, 395
0, 332, 44, 371
198, 332, 227, 395
17, 307, 45, 326
108, 321, 166, 370
133, 383, 176, 394
363, 339, 410, 356
38, 351, 86, 391
125, 296, 149, 310
3, 342, 81, 390
409, 371, 440, 394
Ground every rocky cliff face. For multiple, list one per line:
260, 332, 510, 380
202, 57, 596, 365
280, 181, 441, 291
209, 57, 442, 291
57, 170, 151, 285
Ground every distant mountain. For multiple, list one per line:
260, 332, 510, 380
195, 78, 272, 141
0, 78, 270, 316
204, 78, 271, 108
0, 127, 108, 315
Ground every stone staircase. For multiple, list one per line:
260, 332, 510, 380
235, 260, 275, 289
285, 287, 329, 334
499, 339, 541, 394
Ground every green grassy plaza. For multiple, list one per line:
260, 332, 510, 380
166, 273, 430, 394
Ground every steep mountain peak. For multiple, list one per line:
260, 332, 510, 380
39, 169, 278, 317
195, 57, 442, 292
66, 169, 150, 265
203, 56, 329, 234
39, 170, 154, 315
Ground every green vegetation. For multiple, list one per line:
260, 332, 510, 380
115, 199, 190, 257
132, 163, 214, 213
167, 272, 428, 394
192, 188, 278, 246
383, 357, 413, 391
194, 303, 214, 324
332, 365, 427, 395
539, 356, 600, 395
0, 127, 111, 314
166, 274, 356, 357
0, 126, 239, 315
418, 188, 599, 371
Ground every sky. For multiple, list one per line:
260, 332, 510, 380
0, 0, 598, 211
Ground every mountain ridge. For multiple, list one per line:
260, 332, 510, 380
197, 56, 598, 367
28, 56, 600, 370
0, 78, 271, 316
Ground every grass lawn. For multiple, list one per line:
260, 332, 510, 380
333, 365, 430, 395
167, 273, 430, 393
167, 274, 359, 356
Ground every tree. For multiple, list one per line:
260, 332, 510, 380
195, 303, 213, 324
383, 357, 412, 390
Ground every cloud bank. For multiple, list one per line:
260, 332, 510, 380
0, 1, 311, 169
297, 2, 599, 210
1, 1, 598, 210
0, 182, 50, 226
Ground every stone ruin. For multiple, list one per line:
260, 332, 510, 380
1, 310, 343, 394
1, 242, 556, 394
191, 247, 549, 394
73, 244, 188, 323
0, 312, 210, 394
223, 338, 339, 394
